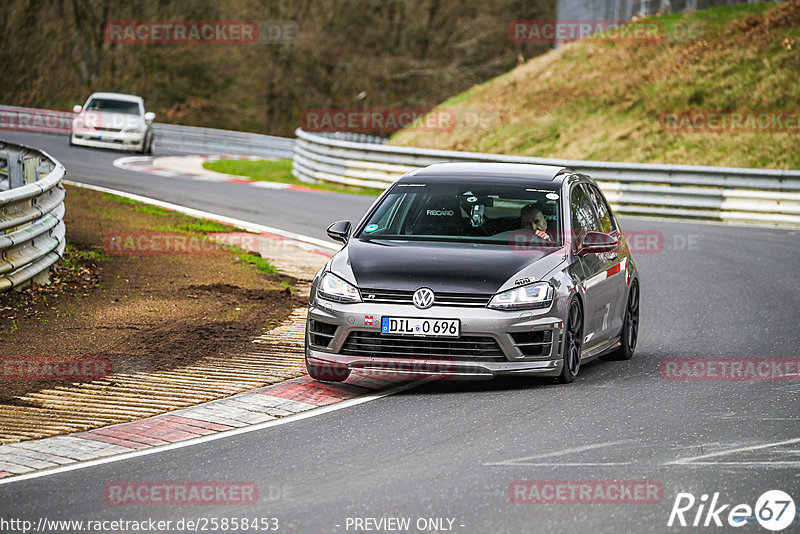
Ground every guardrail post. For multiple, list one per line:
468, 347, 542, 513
8, 151, 23, 188
24, 155, 40, 184
29, 267, 52, 288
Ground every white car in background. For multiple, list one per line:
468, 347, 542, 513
70, 92, 155, 154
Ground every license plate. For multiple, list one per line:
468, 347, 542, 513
98, 136, 102, 140
381, 317, 460, 338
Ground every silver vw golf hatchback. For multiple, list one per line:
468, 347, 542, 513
305, 163, 640, 383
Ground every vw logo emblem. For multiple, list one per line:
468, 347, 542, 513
413, 288, 435, 309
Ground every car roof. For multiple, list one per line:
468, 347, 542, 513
86, 92, 144, 103
402, 162, 569, 184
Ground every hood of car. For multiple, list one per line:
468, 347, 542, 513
337, 238, 559, 294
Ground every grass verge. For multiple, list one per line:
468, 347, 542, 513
203, 158, 385, 196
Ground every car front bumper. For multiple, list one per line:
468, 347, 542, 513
306, 299, 566, 379
71, 130, 145, 151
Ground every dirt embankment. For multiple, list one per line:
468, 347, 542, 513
0, 185, 323, 443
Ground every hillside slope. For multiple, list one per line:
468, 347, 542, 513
390, 2, 800, 169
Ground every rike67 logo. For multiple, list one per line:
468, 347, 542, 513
668, 490, 797, 531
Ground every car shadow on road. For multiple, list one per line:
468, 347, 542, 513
382, 358, 621, 396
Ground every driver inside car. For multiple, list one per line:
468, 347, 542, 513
520, 204, 552, 241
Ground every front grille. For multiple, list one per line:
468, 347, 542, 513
95, 126, 122, 132
510, 330, 553, 357
309, 319, 338, 348
360, 288, 492, 307
340, 331, 505, 361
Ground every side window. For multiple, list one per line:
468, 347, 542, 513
586, 184, 616, 234
570, 184, 601, 249
571, 185, 600, 232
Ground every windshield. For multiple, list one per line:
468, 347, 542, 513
358, 180, 563, 246
84, 98, 141, 116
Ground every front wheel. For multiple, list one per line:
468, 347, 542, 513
603, 281, 639, 361
557, 298, 583, 384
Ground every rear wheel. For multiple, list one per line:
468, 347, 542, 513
603, 281, 639, 361
557, 298, 583, 383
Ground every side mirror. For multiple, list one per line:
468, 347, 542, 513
326, 220, 351, 243
72, 105, 82, 113
578, 231, 618, 255
144, 112, 156, 123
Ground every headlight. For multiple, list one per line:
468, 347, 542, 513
317, 272, 361, 303
488, 282, 553, 310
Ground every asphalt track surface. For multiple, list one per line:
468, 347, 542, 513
1, 131, 799, 533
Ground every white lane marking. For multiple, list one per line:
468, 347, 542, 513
493, 462, 631, 467
0, 381, 419, 486
484, 440, 632, 466
63, 180, 338, 251
666, 437, 800, 465
670, 461, 800, 468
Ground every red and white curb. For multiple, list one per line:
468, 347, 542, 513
0, 374, 407, 482
0, 375, 392, 479
113, 154, 319, 191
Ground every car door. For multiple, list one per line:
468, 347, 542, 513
585, 183, 628, 340
570, 183, 618, 348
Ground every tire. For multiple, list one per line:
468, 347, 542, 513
69, 133, 75, 147
603, 281, 639, 361
146, 135, 154, 155
306, 356, 350, 382
557, 298, 583, 384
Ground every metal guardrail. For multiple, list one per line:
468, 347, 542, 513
0, 105, 295, 159
153, 123, 294, 159
0, 140, 66, 292
292, 128, 800, 226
